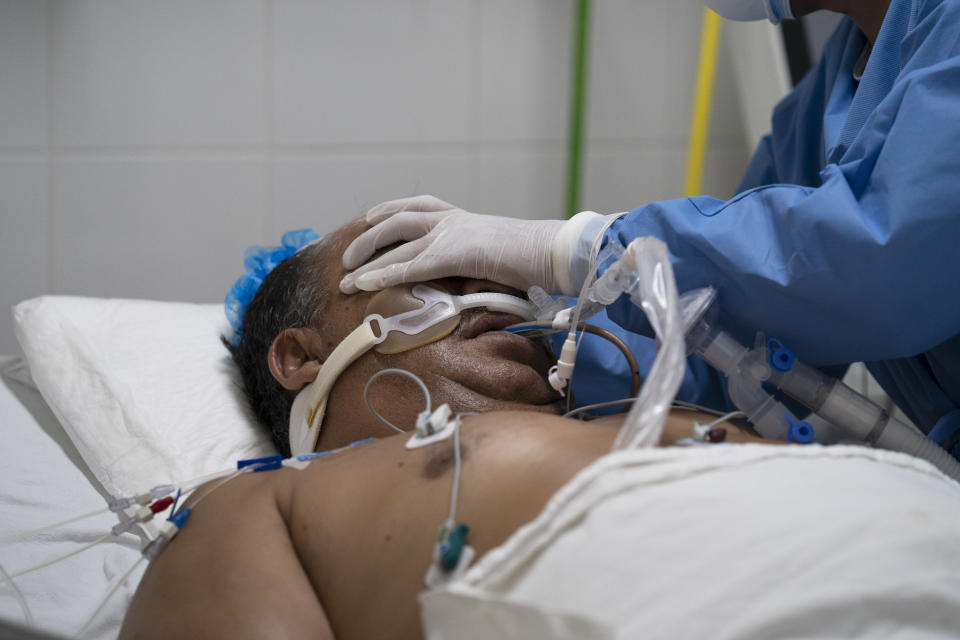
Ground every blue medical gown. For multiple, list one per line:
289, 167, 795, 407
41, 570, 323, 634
565, 0, 960, 456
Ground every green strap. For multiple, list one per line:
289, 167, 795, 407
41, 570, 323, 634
565, 0, 591, 219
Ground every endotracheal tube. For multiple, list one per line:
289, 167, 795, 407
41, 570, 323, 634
536, 236, 688, 451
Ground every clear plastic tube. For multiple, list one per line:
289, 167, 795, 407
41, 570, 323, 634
0, 506, 108, 544
586, 237, 686, 450
688, 311, 960, 481
525, 286, 568, 322
726, 373, 794, 441
793, 373, 960, 481
185, 467, 253, 513
75, 556, 145, 637
547, 235, 625, 406
10, 532, 112, 579
874, 420, 960, 482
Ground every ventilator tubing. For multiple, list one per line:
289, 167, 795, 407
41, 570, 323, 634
694, 328, 804, 441
688, 316, 960, 482
770, 358, 960, 482
587, 237, 687, 450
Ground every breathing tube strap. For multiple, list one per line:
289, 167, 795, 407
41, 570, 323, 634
289, 323, 378, 456
287, 286, 536, 456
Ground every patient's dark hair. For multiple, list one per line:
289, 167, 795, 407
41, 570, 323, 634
224, 242, 328, 457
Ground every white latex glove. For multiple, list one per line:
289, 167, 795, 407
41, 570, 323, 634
340, 195, 594, 295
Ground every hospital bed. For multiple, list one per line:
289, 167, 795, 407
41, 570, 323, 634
2, 295, 960, 639
0, 297, 276, 639
0, 359, 138, 639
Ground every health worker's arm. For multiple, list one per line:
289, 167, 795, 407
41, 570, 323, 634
119, 472, 334, 640
580, 53, 960, 366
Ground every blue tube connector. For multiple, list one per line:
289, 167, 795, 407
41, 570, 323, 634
237, 454, 283, 472
767, 338, 795, 372
786, 415, 815, 444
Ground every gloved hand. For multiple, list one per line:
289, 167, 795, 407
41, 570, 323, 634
340, 195, 594, 295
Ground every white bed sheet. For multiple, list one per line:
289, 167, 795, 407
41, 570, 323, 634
423, 445, 960, 638
0, 356, 143, 640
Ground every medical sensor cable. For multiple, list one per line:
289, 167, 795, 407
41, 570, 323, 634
566, 398, 750, 421
179, 467, 254, 514
505, 321, 641, 399
444, 421, 463, 528
363, 368, 432, 434
75, 556, 146, 637
0, 506, 111, 544
8, 494, 174, 579
0, 560, 33, 625
431, 413, 473, 576
108, 484, 177, 512
8, 532, 113, 579
564, 397, 637, 418
5, 457, 298, 635
671, 399, 744, 418
552, 215, 626, 410
1, 484, 176, 544
446, 414, 475, 527
699, 410, 746, 428
168, 457, 279, 523
110, 497, 175, 537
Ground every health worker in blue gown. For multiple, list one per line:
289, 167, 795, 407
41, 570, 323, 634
339, 0, 960, 460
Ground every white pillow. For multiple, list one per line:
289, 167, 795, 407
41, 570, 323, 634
13, 296, 276, 498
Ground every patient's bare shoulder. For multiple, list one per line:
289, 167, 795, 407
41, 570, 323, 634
120, 470, 334, 640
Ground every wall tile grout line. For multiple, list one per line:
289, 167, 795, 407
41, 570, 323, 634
44, 0, 55, 295
263, 0, 275, 244
0, 136, 749, 157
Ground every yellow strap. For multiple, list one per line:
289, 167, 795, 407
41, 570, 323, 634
684, 8, 724, 197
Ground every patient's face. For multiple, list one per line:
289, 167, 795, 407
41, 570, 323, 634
303, 219, 562, 449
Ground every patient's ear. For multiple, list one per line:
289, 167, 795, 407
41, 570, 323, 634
268, 328, 324, 391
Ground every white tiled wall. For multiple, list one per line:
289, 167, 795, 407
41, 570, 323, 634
0, 0, 750, 354
53, 158, 265, 299
52, 1, 267, 147
583, 0, 749, 213
0, 1, 48, 147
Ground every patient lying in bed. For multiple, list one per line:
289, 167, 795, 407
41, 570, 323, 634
122, 408, 762, 639
120, 220, 773, 639
121, 220, 960, 639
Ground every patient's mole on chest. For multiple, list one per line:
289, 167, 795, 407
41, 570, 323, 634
422, 442, 468, 479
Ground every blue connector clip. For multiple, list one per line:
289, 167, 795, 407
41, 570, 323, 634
785, 415, 815, 444
168, 506, 192, 529
237, 453, 283, 472
767, 338, 795, 372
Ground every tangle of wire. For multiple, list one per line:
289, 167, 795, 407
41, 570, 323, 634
506, 320, 641, 411
361, 367, 471, 557
0, 560, 33, 625
1, 460, 267, 635
565, 397, 748, 421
